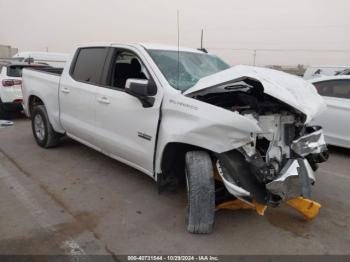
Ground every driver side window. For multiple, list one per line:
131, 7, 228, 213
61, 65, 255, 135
107, 50, 149, 89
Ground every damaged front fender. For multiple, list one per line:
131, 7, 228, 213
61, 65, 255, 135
157, 93, 261, 157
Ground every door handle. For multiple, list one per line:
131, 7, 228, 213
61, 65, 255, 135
61, 87, 70, 94
97, 96, 110, 104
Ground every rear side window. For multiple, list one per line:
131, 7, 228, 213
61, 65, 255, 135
7, 65, 49, 77
314, 79, 350, 99
71, 47, 108, 85
7, 66, 24, 77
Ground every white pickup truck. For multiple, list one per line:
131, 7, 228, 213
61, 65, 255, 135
22, 43, 329, 234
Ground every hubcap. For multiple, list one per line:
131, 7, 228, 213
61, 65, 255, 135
34, 114, 45, 141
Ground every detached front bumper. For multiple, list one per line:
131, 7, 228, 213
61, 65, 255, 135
266, 126, 328, 200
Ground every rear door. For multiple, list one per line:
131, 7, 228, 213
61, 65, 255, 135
59, 47, 109, 149
94, 47, 162, 176
313, 79, 350, 147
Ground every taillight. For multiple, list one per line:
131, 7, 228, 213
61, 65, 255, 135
2, 79, 14, 87
2, 79, 22, 87
13, 99, 23, 104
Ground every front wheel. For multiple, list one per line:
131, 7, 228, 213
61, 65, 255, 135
31, 105, 61, 148
185, 151, 215, 234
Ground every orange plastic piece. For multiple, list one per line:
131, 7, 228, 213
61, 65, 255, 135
216, 199, 267, 216
286, 197, 321, 220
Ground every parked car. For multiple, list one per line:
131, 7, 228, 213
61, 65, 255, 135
336, 68, 350, 76
0, 61, 50, 118
310, 75, 350, 148
22, 43, 328, 233
12, 52, 68, 67
303, 65, 350, 80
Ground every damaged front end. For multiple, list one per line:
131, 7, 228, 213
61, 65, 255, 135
214, 121, 328, 220
216, 124, 328, 207
184, 66, 329, 218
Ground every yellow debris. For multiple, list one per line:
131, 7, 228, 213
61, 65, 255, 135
252, 200, 267, 216
216, 199, 267, 216
286, 197, 321, 220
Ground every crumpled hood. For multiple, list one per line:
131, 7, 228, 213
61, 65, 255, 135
183, 65, 326, 123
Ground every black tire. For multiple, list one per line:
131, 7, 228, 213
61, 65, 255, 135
0, 99, 11, 120
31, 105, 61, 148
185, 151, 215, 234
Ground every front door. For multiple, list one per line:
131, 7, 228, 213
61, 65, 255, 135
95, 48, 162, 176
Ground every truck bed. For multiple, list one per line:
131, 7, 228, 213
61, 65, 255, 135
22, 67, 63, 132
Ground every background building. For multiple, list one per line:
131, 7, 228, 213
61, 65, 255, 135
0, 44, 18, 58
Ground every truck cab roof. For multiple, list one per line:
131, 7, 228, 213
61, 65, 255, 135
74, 42, 205, 53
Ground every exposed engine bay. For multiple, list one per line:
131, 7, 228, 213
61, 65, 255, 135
190, 79, 329, 207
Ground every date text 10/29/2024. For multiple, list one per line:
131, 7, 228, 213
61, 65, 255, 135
127, 256, 219, 261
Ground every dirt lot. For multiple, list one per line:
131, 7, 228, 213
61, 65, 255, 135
0, 118, 350, 256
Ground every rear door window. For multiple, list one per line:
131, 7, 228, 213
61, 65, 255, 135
314, 80, 350, 99
71, 47, 108, 85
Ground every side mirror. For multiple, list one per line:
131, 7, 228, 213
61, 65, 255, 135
125, 79, 157, 107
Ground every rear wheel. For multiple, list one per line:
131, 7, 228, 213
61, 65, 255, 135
31, 105, 61, 148
185, 151, 215, 234
0, 99, 10, 120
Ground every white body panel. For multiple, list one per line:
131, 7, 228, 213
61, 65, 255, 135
21, 69, 64, 132
22, 43, 327, 181
0, 67, 22, 103
315, 97, 350, 148
95, 88, 160, 175
303, 65, 350, 80
310, 75, 350, 149
59, 74, 98, 147
184, 65, 326, 124
155, 91, 261, 173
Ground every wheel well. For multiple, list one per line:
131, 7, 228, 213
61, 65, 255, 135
28, 95, 44, 117
158, 142, 208, 191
